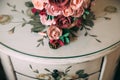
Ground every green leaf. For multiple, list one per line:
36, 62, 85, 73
85, 11, 90, 15
25, 1, 33, 7
65, 38, 70, 44
83, 14, 86, 19
64, 33, 69, 37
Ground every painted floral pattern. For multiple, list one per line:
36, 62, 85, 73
29, 65, 90, 80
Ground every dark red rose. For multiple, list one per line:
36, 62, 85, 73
48, 0, 70, 10
39, 9, 47, 15
49, 39, 64, 49
55, 15, 72, 29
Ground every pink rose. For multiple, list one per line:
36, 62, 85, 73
45, 4, 62, 16
72, 7, 84, 17
48, 0, 70, 10
40, 15, 55, 25
62, 7, 74, 17
32, 0, 48, 10
47, 25, 62, 40
70, 0, 84, 10
55, 15, 72, 29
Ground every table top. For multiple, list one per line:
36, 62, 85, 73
0, 0, 120, 64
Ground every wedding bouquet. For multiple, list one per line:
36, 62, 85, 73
31, 0, 96, 49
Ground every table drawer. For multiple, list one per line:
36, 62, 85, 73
10, 57, 102, 80
15, 72, 100, 80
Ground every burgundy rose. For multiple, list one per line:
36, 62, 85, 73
48, 0, 70, 10
55, 15, 72, 29
39, 9, 47, 15
49, 39, 64, 49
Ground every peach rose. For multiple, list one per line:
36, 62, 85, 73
47, 25, 62, 40
62, 7, 74, 17
55, 15, 72, 29
32, 0, 48, 10
72, 7, 84, 17
70, 0, 84, 10
40, 15, 55, 25
45, 4, 62, 16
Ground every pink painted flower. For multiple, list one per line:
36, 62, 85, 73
40, 15, 55, 25
55, 15, 72, 29
45, 4, 62, 16
32, 0, 48, 10
48, 0, 70, 10
47, 25, 62, 40
70, 0, 84, 10
62, 7, 74, 17
72, 7, 84, 17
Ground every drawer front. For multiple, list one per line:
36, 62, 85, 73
11, 57, 102, 80
16, 72, 100, 80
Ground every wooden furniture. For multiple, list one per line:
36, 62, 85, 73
0, 0, 120, 80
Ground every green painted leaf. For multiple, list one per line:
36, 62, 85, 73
89, 35, 97, 37
21, 10, 24, 14
33, 69, 39, 73
84, 20, 94, 27
29, 65, 33, 69
96, 39, 101, 43
85, 32, 88, 36
76, 70, 84, 75
31, 26, 45, 33
22, 23, 26, 27
44, 68, 51, 72
78, 73, 89, 78
9, 27, 15, 34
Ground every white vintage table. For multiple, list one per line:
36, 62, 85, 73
0, 0, 120, 80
